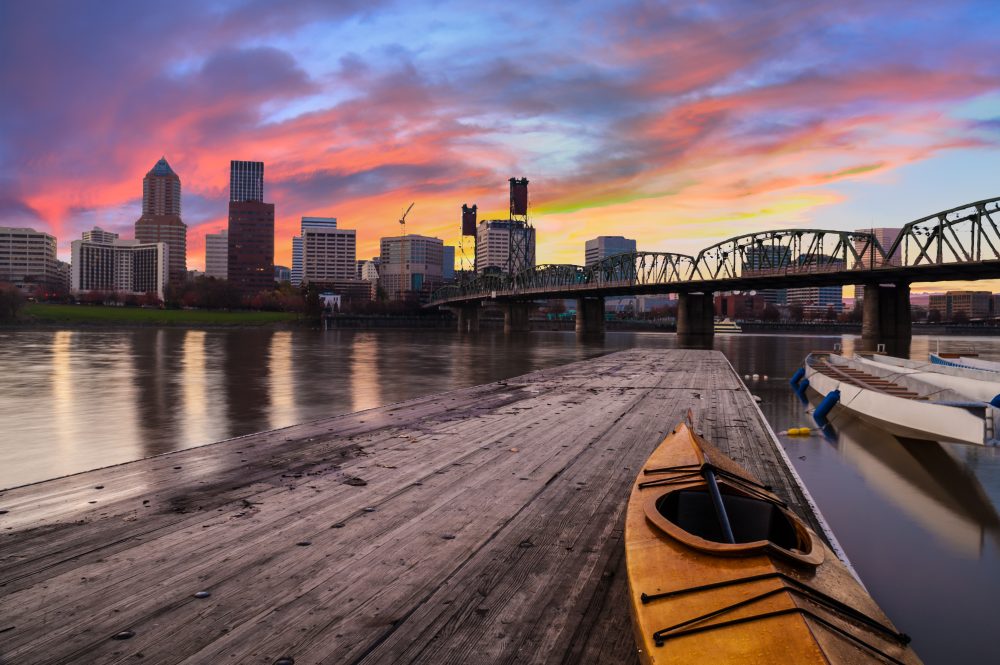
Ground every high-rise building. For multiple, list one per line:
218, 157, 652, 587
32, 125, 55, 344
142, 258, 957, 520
274, 265, 291, 282
71, 238, 168, 300
0, 226, 65, 294
230, 160, 264, 202
291, 236, 303, 287
379, 235, 444, 301
302, 226, 356, 286
585, 236, 636, 266
293, 217, 339, 287
205, 230, 228, 279
82, 226, 119, 244
360, 260, 379, 281
227, 201, 274, 295
135, 157, 186, 286
227, 160, 274, 295
475, 220, 536, 274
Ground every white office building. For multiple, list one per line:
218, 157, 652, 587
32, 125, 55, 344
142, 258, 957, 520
0, 226, 67, 293
205, 230, 228, 279
71, 238, 168, 300
303, 228, 356, 286
294, 217, 339, 287
585, 235, 636, 266
81, 226, 119, 244
475, 220, 535, 273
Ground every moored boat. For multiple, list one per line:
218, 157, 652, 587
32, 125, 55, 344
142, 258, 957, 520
858, 353, 1000, 405
802, 352, 997, 446
626, 423, 920, 664
714, 318, 742, 334
930, 352, 1000, 373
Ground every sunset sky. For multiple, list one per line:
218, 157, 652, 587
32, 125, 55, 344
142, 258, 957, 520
3, 1, 1000, 293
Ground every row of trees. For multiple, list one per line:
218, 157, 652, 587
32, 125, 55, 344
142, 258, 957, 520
0, 283, 25, 321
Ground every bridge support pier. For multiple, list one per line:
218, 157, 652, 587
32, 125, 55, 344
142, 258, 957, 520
677, 292, 714, 348
576, 297, 605, 336
455, 304, 480, 333
860, 283, 911, 357
502, 302, 532, 334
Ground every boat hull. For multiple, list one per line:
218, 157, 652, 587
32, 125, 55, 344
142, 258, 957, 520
804, 362, 988, 445
625, 424, 920, 664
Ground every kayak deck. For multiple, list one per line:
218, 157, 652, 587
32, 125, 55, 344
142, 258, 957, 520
626, 424, 921, 664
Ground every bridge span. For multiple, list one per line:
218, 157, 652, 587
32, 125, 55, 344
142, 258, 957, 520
429, 196, 1000, 351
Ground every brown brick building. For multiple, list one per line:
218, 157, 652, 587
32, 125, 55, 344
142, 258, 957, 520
227, 201, 274, 295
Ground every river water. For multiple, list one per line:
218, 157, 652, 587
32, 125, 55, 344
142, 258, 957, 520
1, 328, 998, 664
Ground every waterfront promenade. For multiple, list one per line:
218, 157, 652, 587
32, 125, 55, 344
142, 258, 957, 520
0, 349, 828, 664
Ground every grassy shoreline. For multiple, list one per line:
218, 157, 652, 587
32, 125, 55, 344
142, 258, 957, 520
17, 303, 300, 327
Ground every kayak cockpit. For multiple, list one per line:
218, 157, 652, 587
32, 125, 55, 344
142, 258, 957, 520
657, 488, 800, 549
641, 474, 825, 567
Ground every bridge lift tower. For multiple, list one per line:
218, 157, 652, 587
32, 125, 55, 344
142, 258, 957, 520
461, 203, 477, 277
507, 177, 534, 276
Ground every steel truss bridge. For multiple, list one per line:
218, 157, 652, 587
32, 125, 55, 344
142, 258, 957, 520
429, 196, 1000, 306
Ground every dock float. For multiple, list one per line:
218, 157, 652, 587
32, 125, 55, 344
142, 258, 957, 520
1, 349, 835, 664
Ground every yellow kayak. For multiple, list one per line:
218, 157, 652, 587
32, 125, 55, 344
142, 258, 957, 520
625, 423, 922, 664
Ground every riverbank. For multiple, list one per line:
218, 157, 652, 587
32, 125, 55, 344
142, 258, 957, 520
16, 303, 300, 327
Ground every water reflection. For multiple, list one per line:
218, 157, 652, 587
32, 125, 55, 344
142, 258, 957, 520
826, 409, 1000, 557
269, 331, 298, 426
349, 333, 382, 412
222, 331, 272, 438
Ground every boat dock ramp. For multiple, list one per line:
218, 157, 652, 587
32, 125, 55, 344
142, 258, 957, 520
0, 349, 836, 664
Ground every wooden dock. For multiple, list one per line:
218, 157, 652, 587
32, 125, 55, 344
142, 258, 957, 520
0, 349, 832, 664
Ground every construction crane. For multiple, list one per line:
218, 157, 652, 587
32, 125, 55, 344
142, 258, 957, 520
399, 202, 415, 237
399, 202, 415, 298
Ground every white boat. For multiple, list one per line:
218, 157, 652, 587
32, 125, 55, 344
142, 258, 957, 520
858, 353, 1000, 405
802, 352, 997, 446
930, 352, 1000, 373
713, 318, 742, 334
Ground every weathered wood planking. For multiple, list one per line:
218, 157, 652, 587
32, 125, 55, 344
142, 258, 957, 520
0, 349, 828, 665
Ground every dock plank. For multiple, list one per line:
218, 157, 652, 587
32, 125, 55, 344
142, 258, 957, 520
0, 349, 827, 664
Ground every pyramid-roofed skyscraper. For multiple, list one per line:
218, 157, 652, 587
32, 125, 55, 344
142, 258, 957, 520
135, 156, 186, 285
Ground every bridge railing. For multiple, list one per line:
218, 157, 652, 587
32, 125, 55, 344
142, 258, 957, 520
691, 229, 885, 281
888, 196, 1000, 268
428, 196, 1000, 305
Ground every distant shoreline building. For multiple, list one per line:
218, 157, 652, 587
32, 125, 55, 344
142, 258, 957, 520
787, 255, 845, 313
227, 160, 274, 295
0, 226, 68, 294
71, 237, 168, 300
475, 220, 535, 274
928, 291, 991, 320
204, 230, 228, 279
585, 236, 636, 266
303, 227, 356, 286
380, 234, 444, 301
134, 157, 186, 286
82, 226, 119, 245
854, 227, 903, 304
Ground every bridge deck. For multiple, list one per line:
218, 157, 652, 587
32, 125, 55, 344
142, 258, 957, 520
0, 349, 829, 665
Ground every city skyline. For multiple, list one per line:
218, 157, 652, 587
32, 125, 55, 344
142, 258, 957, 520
2, 1, 1000, 295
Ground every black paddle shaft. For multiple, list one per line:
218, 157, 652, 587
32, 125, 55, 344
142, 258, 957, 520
703, 467, 736, 544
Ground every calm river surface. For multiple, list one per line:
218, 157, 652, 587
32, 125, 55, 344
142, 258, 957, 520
1, 328, 998, 664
